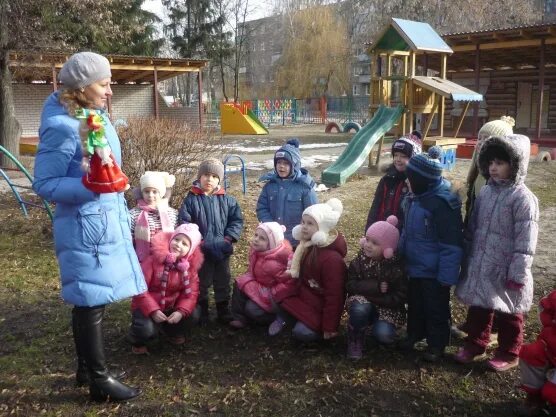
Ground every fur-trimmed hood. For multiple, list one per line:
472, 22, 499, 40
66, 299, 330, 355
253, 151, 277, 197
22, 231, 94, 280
150, 230, 204, 270
478, 134, 530, 184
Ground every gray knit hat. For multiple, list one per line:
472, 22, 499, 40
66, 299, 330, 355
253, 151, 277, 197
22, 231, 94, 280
198, 158, 224, 181
59, 52, 112, 89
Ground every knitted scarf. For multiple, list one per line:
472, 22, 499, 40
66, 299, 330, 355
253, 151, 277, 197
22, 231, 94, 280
287, 231, 339, 278
135, 198, 173, 261
159, 253, 191, 310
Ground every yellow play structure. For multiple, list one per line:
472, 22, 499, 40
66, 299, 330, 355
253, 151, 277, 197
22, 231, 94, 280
220, 102, 269, 135
368, 18, 483, 164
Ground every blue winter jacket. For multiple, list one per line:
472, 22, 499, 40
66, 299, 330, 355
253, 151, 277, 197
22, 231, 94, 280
256, 168, 318, 246
178, 183, 243, 261
32, 92, 146, 307
398, 179, 463, 286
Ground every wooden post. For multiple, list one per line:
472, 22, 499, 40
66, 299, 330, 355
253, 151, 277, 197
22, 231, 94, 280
153, 67, 159, 119
423, 94, 440, 139
386, 53, 392, 107
402, 55, 409, 135
454, 101, 471, 138
369, 52, 374, 116
439, 54, 447, 137
197, 70, 203, 130
472, 44, 480, 136
51, 64, 57, 91
408, 52, 416, 133
107, 95, 112, 118
536, 38, 546, 140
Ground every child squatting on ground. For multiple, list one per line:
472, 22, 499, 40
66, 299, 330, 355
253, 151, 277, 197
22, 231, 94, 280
229, 222, 293, 329
455, 134, 539, 372
129, 171, 179, 262
268, 198, 348, 343
128, 223, 204, 354
257, 138, 318, 247
517, 290, 556, 416
398, 147, 464, 362
365, 132, 422, 232
178, 158, 244, 325
346, 215, 407, 360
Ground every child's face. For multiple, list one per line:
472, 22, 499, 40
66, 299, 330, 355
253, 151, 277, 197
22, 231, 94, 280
362, 236, 383, 260
251, 228, 270, 252
275, 159, 291, 178
488, 158, 511, 181
142, 187, 161, 207
200, 173, 220, 193
393, 152, 410, 172
170, 234, 191, 258
299, 214, 319, 241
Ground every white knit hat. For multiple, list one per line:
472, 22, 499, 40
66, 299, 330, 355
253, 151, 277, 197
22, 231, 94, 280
293, 198, 343, 246
478, 116, 515, 139
257, 222, 286, 250
139, 171, 176, 196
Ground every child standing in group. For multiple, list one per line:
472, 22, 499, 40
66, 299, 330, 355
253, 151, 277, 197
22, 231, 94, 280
179, 158, 244, 325
129, 171, 179, 262
398, 147, 463, 362
455, 134, 539, 371
365, 132, 422, 232
268, 198, 347, 343
517, 290, 556, 416
229, 222, 293, 329
257, 138, 318, 247
346, 215, 407, 360
128, 223, 204, 353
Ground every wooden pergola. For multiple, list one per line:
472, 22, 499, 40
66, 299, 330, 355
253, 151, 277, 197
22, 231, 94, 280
9, 51, 209, 128
428, 23, 556, 139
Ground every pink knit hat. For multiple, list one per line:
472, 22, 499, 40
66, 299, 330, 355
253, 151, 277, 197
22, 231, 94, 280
360, 215, 400, 259
170, 223, 202, 256
257, 222, 286, 250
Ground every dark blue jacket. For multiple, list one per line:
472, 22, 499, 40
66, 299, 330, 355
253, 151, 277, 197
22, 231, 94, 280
398, 179, 463, 286
256, 168, 318, 246
179, 183, 243, 261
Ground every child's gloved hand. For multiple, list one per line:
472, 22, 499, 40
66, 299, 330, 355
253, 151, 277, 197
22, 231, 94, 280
379, 281, 388, 293
203, 240, 233, 261
151, 310, 167, 323
506, 280, 524, 290
166, 311, 184, 324
323, 331, 338, 340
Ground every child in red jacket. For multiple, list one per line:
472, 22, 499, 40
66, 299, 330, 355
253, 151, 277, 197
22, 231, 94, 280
128, 223, 204, 354
517, 290, 556, 416
229, 222, 293, 329
269, 198, 347, 343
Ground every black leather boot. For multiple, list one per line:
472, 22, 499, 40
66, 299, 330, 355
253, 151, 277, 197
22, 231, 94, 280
199, 299, 210, 326
216, 301, 233, 324
74, 306, 141, 402
72, 309, 126, 387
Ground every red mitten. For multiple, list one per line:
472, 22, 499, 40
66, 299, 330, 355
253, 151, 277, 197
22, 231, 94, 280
506, 280, 524, 290
520, 340, 549, 367
541, 378, 556, 405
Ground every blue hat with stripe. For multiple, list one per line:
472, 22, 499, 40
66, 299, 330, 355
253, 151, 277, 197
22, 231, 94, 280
406, 146, 444, 181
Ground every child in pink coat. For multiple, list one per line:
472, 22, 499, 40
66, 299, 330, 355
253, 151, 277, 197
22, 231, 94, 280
230, 222, 293, 329
128, 223, 204, 354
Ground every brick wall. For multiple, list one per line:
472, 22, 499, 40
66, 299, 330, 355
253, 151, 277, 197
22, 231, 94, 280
14, 83, 202, 137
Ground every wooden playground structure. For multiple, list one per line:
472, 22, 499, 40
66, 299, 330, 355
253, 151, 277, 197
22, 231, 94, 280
368, 18, 483, 165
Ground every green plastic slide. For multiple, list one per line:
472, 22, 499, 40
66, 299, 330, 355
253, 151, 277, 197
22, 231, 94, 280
321, 105, 404, 186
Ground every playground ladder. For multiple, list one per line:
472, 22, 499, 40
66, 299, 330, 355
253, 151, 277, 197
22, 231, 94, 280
223, 154, 247, 195
0, 145, 53, 221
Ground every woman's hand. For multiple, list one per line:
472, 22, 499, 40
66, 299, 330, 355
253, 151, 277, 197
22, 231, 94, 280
323, 331, 338, 340
151, 310, 167, 323
166, 311, 184, 324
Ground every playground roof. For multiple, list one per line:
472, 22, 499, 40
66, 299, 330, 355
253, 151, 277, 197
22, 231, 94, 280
413, 76, 483, 101
437, 22, 556, 72
372, 18, 453, 54
9, 51, 208, 84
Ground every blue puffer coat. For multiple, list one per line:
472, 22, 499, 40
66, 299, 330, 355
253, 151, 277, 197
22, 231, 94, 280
33, 92, 146, 307
256, 168, 318, 246
178, 183, 243, 261
398, 179, 463, 286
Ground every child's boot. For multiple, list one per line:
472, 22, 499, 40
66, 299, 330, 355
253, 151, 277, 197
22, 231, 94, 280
216, 301, 233, 324
199, 299, 210, 326
346, 325, 365, 360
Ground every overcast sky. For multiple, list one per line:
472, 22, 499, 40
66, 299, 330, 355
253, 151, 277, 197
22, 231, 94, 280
141, 0, 270, 22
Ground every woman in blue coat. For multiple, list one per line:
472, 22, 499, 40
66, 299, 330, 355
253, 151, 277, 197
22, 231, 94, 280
33, 52, 145, 402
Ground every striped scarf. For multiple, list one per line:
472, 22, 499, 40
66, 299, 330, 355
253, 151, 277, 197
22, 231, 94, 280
159, 253, 191, 310
135, 199, 173, 261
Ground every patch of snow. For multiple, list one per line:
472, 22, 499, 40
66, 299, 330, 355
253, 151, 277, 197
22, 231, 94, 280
224, 142, 348, 153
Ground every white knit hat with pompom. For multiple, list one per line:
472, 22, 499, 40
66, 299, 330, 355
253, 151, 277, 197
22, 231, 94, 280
292, 198, 343, 246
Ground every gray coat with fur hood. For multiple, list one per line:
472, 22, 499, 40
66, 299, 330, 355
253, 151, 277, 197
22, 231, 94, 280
455, 134, 539, 314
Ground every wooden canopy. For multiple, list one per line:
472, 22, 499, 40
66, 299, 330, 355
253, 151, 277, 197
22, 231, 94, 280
9, 51, 208, 84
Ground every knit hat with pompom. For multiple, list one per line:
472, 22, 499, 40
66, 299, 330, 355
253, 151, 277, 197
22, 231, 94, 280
360, 215, 400, 259
292, 198, 343, 246
478, 116, 515, 140
274, 138, 302, 174
407, 146, 444, 181
256, 222, 286, 250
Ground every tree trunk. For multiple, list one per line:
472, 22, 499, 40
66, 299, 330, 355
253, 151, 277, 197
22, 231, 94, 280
219, 60, 228, 102
0, 50, 20, 169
